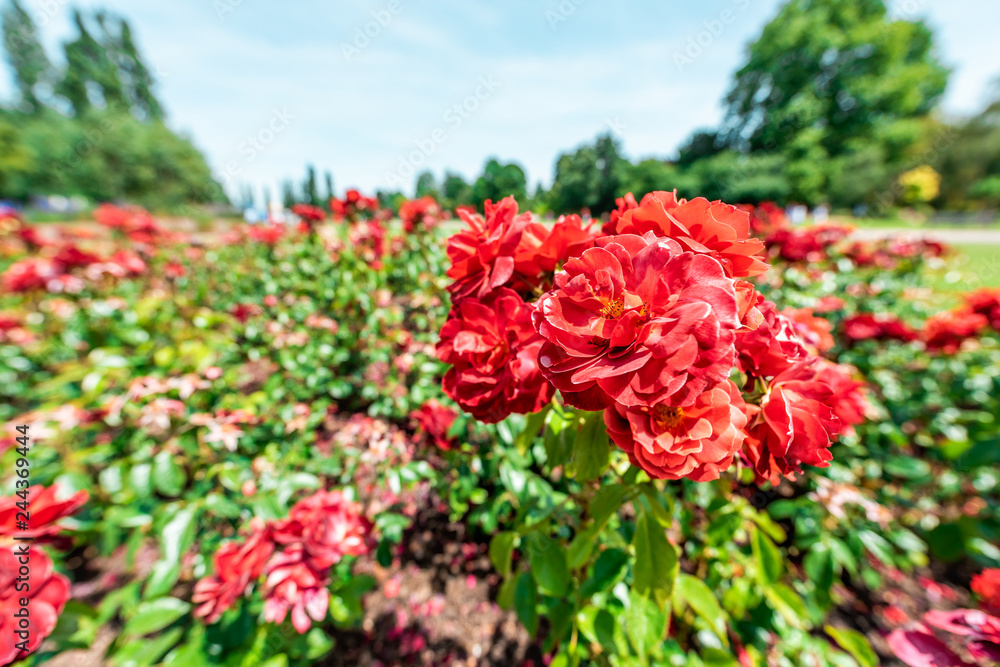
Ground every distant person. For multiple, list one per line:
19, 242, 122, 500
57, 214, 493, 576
814, 204, 829, 224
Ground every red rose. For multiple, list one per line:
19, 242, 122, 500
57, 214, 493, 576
410, 399, 459, 451
193, 524, 275, 624
445, 196, 534, 302
743, 362, 842, 483
922, 308, 987, 353
841, 313, 917, 343
248, 224, 285, 245
973, 569, 1000, 617
735, 300, 810, 380
611, 192, 768, 278
533, 233, 740, 411
270, 490, 372, 570
262, 545, 330, 634
518, 213, 600, 280
0, 485, 87, 542
603, 192, 639, 235
399, 196, 442, 233
966, 288, 1000, 331
782, 308, 834, 353
605, 380, 747, 481
0, 547, 70, 665
1, 258, 60, 293
810, 360, 870, 435
437, 287, 553, 422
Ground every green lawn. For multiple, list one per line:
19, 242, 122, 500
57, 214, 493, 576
923, 243, 1000, 293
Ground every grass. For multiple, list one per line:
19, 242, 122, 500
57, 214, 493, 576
923, 243, 1000, 295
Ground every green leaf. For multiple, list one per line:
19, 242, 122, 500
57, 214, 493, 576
640, 484, 673, 527
112, 627, 184, 666
160, 506, 197, 562
804, 546, 836, 600
590, 484, 628, 528
632, 509, 678, 605
825, 625, 878, 667
490, 532, 517, 579
122, 597, 191, 637
527, 533, 570, 597
676, 574, 727, 644
153, 451, 186, 497
752, 526, 783, 585
764, 583, 807, 629
514, 572, 539, 637
516, 405, 550, 452
573, 411, 610, 482
544, 409, 573, 468
623, 591, 667, 658
143, 561, 181, 600
567, 525, 600, 570
581, 548, 629, 599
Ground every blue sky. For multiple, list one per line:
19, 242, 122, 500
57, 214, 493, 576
8, 0, 1000, 201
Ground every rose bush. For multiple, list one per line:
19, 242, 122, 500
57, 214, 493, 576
0, 193, 996, 665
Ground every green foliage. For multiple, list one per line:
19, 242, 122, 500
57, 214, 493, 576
471, 158, 527, 208
1, 0, 52, 112
0, 3, 218, 206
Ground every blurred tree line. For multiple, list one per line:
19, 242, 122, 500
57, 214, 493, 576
0, 0, 221, 209
404, 0, 999, 216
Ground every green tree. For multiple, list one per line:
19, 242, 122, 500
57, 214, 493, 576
442, 171, 473, 210
282, 180, 296, 208
58, 9, 127, 115
323, 171, 334, 203
1, 0, 51, 112
116, 18, 163, 120
720, 0, 947, 156
302, 164, 319, 205
471, 159, 526, 209
415, 170, 437, 199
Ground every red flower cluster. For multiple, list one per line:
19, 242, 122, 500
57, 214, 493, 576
0, 485, 84, 663
889, 608, 1000, 666
247, 224, 286, 245
841, 237, 945, 270
782, 307, 834, 353
439, 192, 863, 483
330, 189, 379, 223
765, 224, 851, 263
348, 219, 387, 268
965, 288, 1000, 331
921, 308, 988, 353
193, 490, 371, 633
0, 485, 88, 543
746, 201, 787, 235
841, 313, 918, 343
410, 399, 459, 451
736, 306, 868, 483
399, 196, 443, 233
0, 547, 71, 665
94, 204, 168, 245
292, 204, 326, 233
973, 568, 1000, 617
608, 190, 768, 277
436, 288, 552, 423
